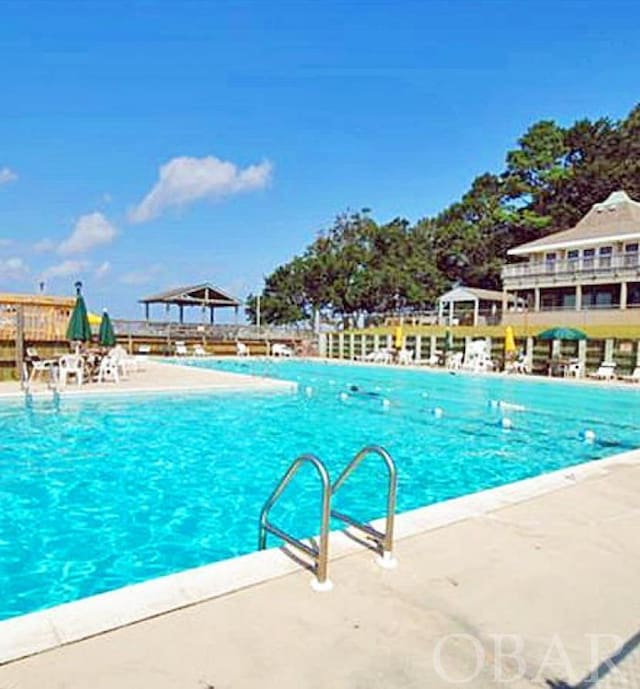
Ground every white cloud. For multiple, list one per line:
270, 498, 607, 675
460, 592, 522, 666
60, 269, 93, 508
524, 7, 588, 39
41, 259, 90, 280
0, 238, 13, 248
0, 257, 28, 280
120, 263, 163, 285
58, 212, 117, 255
33, 238, 56, 253
128, 155, 272, 223
95, 261, 111, 279
0, 167, 17, 186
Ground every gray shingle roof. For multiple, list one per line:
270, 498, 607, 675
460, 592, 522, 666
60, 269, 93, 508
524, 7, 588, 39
508, 190, 640, 256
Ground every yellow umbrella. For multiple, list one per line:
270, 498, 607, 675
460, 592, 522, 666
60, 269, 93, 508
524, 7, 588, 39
394, 325, 404, 349
87, 312, 102, 327
504, 326, 516, 354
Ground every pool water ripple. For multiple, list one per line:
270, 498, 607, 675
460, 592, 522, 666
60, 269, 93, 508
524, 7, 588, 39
1, 359, 639, 620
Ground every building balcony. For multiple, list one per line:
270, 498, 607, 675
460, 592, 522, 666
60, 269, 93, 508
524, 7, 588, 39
502, 254, 640, 288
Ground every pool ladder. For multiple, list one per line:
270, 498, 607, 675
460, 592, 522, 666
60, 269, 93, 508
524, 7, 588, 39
258, 445, 397, 592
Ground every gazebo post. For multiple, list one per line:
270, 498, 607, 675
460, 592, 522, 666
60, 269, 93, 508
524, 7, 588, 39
210, 307, 215, 324
179, 305, 184, 324
145, 303, 150, 321
234, 305, 239, 325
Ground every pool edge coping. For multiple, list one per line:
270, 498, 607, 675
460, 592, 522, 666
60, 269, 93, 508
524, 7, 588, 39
2, 446, 639, 666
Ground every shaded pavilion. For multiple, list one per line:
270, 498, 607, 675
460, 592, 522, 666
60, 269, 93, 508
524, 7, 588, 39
139, 283, 242, 324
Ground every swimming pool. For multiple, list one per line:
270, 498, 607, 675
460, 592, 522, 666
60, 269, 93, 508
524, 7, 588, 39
2, 359, 639, 620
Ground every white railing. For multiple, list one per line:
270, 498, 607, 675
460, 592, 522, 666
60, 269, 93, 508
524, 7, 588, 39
503, 253, 640, 281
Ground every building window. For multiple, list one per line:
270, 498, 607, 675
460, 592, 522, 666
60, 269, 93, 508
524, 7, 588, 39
598, 246, 612, 268
625, 243, 639, 267
567, 249, 579, 271
545, 252, 557, 273
583, 248, 595, 270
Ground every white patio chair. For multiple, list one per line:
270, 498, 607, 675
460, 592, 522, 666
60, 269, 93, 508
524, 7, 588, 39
25, 347, 57, 384
174, 341, 188, 356
97, 354, 120, 383
397, 348, 413, 365
565, 358, 584, 378
58, 354, 85, 386
236, 342, 249, 357
193, 344, 207, 357
446, 351, 463, 371
111, 345, 138, 375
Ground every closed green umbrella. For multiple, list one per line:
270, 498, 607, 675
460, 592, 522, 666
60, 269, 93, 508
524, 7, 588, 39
98, 310, 116, 347
537, 327, 587, 341
443, 329, 454, 351
66, 284, 92, 343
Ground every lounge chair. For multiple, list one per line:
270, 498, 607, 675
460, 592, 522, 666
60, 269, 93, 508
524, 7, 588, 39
236, 342, 249, 357
363, 348, 391, 364
174, 341, 188, 356
272, 343, 293, 357
193, 344, 207, 357
588, 361, 616, 380
462, 339, 494, 373
620, 367, 640, 383
58, 354, 85, 386
137, 344, 151, 355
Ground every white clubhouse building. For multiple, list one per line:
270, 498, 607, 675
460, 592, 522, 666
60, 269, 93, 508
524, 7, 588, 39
502, 190, 640, 327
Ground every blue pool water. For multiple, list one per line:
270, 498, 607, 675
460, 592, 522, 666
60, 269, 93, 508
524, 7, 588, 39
2, 359, 639, 620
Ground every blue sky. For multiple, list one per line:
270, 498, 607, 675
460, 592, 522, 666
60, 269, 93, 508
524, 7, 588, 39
0, 0, 638, 320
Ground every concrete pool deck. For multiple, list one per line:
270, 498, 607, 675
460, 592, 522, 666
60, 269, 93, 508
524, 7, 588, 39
2, 453, 639, 688
0, 358, 296, 398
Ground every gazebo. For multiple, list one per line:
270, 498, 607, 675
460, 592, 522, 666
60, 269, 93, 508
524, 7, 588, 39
437, 286, 522, 327
139, 283, 242, 324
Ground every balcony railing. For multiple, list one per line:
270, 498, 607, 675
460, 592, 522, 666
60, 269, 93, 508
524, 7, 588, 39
503, 253, 640, 282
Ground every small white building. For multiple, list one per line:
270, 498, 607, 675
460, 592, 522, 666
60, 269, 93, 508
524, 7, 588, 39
437, 286, 519, 326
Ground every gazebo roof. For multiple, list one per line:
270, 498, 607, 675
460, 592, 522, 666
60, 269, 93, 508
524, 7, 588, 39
139, 282, 241, 308
438, 286, 509, 303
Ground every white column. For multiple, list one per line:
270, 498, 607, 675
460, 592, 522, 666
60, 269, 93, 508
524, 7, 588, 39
575, 285, 582, 311
318, 333, 327, 358
534, 287, 541, 312
374, 333, 380, 352
349, 333, 355, 360
438, 300, 444, 325
621, 282, 628, 310
448, 300, 454, 325
604, 338, 614, 363
430, 334, 437, 361
415, 334, 422, 362
338, 332, 344, 359
578, 339, 587, 369
473, 298, 480, 327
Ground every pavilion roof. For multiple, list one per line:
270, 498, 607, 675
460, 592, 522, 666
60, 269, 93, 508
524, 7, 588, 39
139, 282, 241, 307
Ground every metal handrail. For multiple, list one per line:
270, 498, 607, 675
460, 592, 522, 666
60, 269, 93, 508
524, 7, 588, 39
258, 453, 332, 589
331, 445, 398, 566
